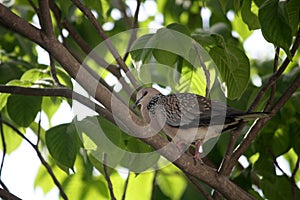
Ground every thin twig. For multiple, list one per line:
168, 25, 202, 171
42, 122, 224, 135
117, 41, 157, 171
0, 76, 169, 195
36, 111, 42, 146
49, 0, 135, 97
249, 27, 300, 112
72, 0, 140, 89
265, 47, 280, 111
218, 26, 300, 178
121, 170, 130, 200
193, 40, 210, 97
117, 0, 132, 28
0, 85, 114, 123
291, 149, 300, 200
0, 117, 6, 178
123, 0, 141, 62
38, 0, 54, 38
186, 174, 213, 200
0, 119, 68, 200
49, 55, 65, 87
150, 169, 158, 199
231, 71, 300, 169
103, 153, 116, 200
27, 0, 39, 13
0, 118, 9, 191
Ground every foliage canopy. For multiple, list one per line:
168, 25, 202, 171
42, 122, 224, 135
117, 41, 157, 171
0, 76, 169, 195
0, 0, 299, 199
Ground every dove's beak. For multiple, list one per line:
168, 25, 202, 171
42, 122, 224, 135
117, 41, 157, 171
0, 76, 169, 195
133, 98, 141, 109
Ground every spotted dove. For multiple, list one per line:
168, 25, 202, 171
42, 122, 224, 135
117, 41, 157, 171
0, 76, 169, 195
134, 87, 269, 162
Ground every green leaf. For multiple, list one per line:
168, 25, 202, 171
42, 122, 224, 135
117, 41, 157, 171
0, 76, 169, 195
0, 93, 9, 111
7, 95, 42, 127
56, 67, 73, 89
271, 128, 290, 156
34, 159, 68, 193
232, 13, 253, 41
241, 0, 260, 30
46, 123, 79, 169
175, 62, 208, 97
192, 33, 226, 48
42, 97, 63, 122
0, 122, 24, 154
258, 0, 293, 57
261, 176, 292, 200
209, 45, 250, 100
125, 172, 155, 200
152, 49, 178, 66
76, 117, 126, 168
153, 28, 192, 57
21, 68, 52, 86
284, 148, 300, 182
0, 62, 24, 84
130, 33, 154, 63
157, 164, 187, 199
166, 23, 191, 36
67, 174, 104, 200
286, 0, 300, 35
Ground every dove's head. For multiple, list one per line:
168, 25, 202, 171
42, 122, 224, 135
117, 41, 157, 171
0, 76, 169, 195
133, 87, 161, 109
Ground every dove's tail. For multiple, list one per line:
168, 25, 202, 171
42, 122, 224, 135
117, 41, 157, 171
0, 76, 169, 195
234, 112, 272, 121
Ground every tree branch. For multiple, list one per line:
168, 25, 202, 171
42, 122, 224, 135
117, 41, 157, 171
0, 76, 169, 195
0, 5, 258, 199
229, 71, 300, 170
186, 174, 213, 200
217, 26, 300, 179
117, 0, 132, 28
193, 40, 210, 97
0, 119, 9, 192
121, 170, 130, 200
49, 55, 65, 87
0, 86, 114, 123
103, 153, 116, 200
0, 4, 43, 45
38, 0, 54, 38
249, 27, 300, 112
123, 0, 141, 62
265, 47, 280, 111
49, 1, 134, 97
71, 0, 140, 89
0, 189, 21, 200
291, 149, 300, 200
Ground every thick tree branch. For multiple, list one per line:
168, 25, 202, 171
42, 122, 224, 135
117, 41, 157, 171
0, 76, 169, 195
0, 189, 21, 200
0, 4, 43, 45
